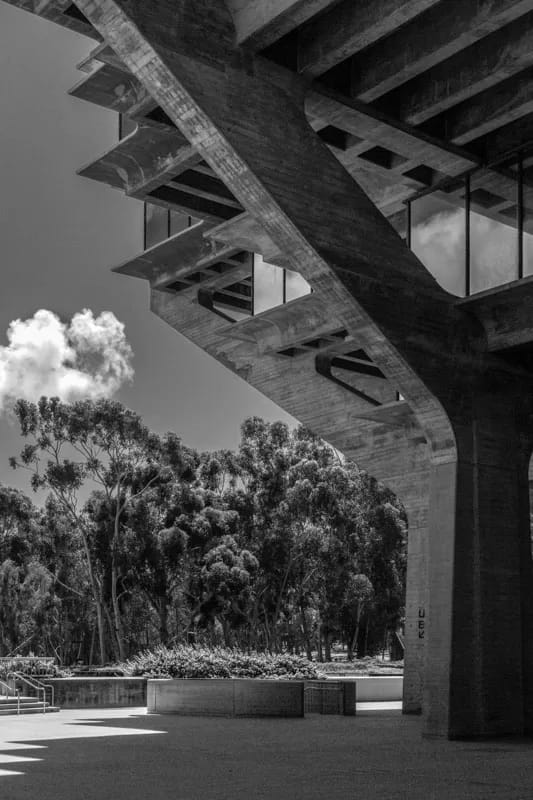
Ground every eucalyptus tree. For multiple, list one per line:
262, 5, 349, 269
10, 396, 194, 662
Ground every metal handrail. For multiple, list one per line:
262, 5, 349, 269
7, 672, 54, 712
0, 678, 15, 696
0, 657, 54, 664
0, 678, 20, 714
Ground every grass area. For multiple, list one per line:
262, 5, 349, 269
318, 658, 403, 676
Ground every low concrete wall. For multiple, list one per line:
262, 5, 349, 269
304, 681, 356, 715
347, 676, 403, 702
304, 676, 402, 712
148, 679, 304, 717
46, 678, 147, 708
44, 675, 400, 711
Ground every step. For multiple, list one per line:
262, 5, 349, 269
0, 704, 60, 716
0, 696, 35, 703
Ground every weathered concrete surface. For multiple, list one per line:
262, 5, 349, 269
147, 678, 304, 717
46, 678, 147, 708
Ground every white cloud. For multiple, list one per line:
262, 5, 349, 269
0, 309, 133, 411
412, 207, 519, 295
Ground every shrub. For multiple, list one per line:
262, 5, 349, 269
119, 645, 322, 680
0, 657, 71, 680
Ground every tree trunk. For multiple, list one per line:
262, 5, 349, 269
323, 627, 332, 662
111, 557, 126, 661
103, 602, 118, 662
111, 504, 126, 661
88, 624, 96, 667
363, 618, 370, 657
348, 603, 363, 661
221, 617, 232, 647
272, 556, 293, 653
78, 527, 107, 664
299, 596, 313, 660
158, 597, 169, 645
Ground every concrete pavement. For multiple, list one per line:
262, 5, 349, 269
1, 707, 533, 799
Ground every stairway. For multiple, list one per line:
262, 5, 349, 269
0, 695, 60, 716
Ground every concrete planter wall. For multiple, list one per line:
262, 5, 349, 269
304, 680, 356, 715
46, 677, 147, 708
147, 678, 304, 717
350, 676, 403, 702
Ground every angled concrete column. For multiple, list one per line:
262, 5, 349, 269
74, 0, 533, 737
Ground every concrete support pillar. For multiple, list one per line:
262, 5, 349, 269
424, 396, 533, 738
402, 506, 428, 714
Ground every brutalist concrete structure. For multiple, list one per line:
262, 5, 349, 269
6, 0, 533, 739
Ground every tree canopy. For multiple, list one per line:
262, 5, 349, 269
5, 400, 407, 664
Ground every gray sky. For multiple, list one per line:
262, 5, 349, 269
0, 3, 293, 497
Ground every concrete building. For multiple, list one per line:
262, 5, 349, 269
4, 0, 533, 739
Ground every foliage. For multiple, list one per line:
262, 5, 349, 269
5, 403, 407, 664
0, 657, 71, 680
10, 397, 197, 664
120, 645, 322, 680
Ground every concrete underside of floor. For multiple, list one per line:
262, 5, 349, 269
1, 707, 533, 799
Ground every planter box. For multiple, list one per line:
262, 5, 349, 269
147, 678, 304, 717
46, 677, 147, 708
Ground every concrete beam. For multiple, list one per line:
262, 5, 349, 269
307, 89, 478, 175
69, 62, 155, 117
350, 0, 533, 103
2, 0, 98, 37
457, 277, 533, 351
113, 220, 239, 281
217, 293, 346, 353
77, 121, 200, 197
297, 0, 441, 77
225, 0, 338, 51
378, 11, 533, 125
71, 62, 479, 198
470, 112, 533, 163
77, 120, 241, 221
206, 213, 285, 264
427, 66, 533, 146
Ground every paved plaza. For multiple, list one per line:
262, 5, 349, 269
1, 707, 533, 799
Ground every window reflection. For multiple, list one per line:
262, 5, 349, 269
118, 114, 136, 139
144, 207, 194, 249
523, 169, 533, 276
410, 193, 466, 296
525, 227, 533, 277
170, 211, 193, 236
285, 268, 311, 302
253, 255, 285, 314
144, 203, 169, 249
252, 257, 311, 314
470, 211, 517, 293
407, 150, 533, 296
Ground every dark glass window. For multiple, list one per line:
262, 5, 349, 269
170, 211, 192, 236
118, 114, 137, 139
145, 204, 169, 249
